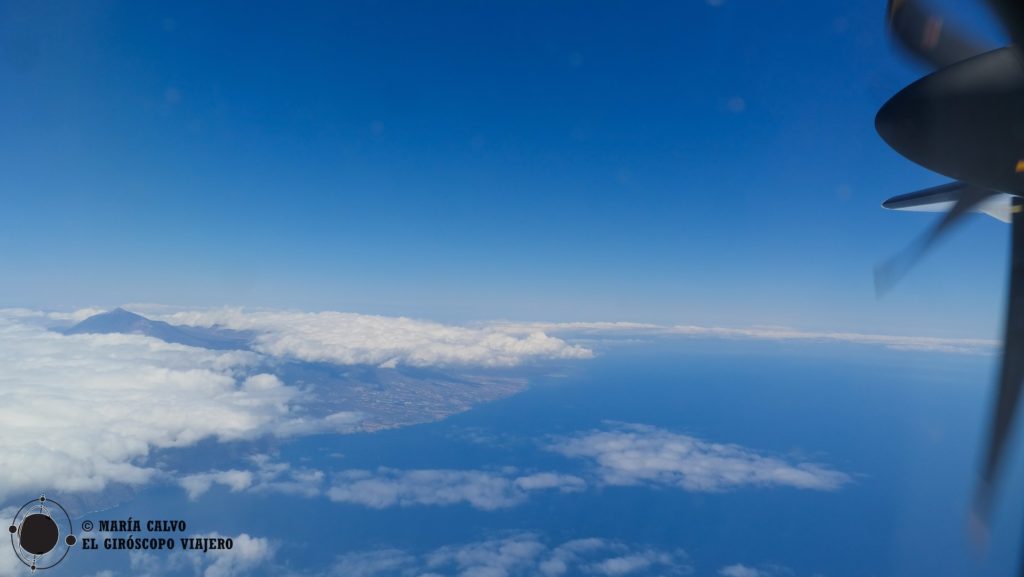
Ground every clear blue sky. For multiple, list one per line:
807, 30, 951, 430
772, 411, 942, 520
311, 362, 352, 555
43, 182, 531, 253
0, 0, 1011, 337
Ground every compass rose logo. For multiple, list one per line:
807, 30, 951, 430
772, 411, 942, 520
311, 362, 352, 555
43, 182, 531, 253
8, 495, 76, 572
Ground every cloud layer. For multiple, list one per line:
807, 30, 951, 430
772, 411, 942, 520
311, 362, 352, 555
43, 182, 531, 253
493, 321, 996, 355
69, 531, 693, 577
175, 423, 849, 508
0, 312, 309, 501
0, 307, 596, 503
129, 533, 275, 577
152, 308, 593, 367
718, 564, 792, 577
549, 424, 850, 492
326, 468, 586, 510
154, 307, 996, 359
329, 534, 690, 577
0, 306, 865, 507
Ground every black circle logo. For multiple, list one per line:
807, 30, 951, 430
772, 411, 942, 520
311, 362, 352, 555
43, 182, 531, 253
8, 495, 75, 571
18, 515, 57, 555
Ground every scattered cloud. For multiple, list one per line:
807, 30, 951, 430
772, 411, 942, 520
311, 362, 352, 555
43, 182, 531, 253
130, 533, 274, 577
203, 533, 276, 577
150, 308, 593, 367
514, 472, 587, 492
330, 534, 690, 577
549, 423, 850, 492
129, 546, 194, 577
180, 469, 254, 499
720, 565, 763, 577
326, 468, 586, 510
184, 422, 833, 509
589, 551, 682, 576
326, 549, 416, 577
425, 534, 546, 576
179, 455, 324, 500
118, 533, 693, 577
718, 564, 793, 577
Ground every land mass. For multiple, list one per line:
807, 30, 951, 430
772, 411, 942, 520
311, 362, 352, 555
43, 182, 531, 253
63, 308, 529, 432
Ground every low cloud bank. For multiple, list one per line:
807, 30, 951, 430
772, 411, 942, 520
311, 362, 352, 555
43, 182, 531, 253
549, 423, 850, 492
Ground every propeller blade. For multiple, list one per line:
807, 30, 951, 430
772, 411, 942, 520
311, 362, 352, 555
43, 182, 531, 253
976, 196, 1024, 527
887, 0, 990, 69
985, 0, 1024, 50
875, 183, 999, 295
882, 180, 975, 210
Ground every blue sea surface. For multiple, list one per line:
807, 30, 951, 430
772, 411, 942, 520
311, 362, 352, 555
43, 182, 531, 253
57, 338, 1022, 577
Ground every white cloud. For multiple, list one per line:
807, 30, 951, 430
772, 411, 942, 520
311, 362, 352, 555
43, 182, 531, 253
490, 321, 663, 336
326, 468, 586, 510
330, 534, 689, 577
180, 469, 255, 500
669, 325, 995, 355
0, 541, 22, 577
588, 551, 679, 576
326, 549, 416, 577
549, 424, 850, 492
264, 410, 364, 438
130, 533, 274, 577
0, 307, 108, 324
150, 308, 593, 367
186, 423, 836, 510
493, 321, 996, 355
718, 564, 792, 577
719, 565, 762, 577
514, 472, 586, 492
0, 311, 315, 502
538, 539, 607, 577
425, 534, 547, 576
130, 548, 198, 577
180, 455, 324, 500
203, 533, 276, 577
0, 506, 27, 577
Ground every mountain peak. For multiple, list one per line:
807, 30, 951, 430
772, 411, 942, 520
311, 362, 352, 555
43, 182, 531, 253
65, 308, 152, 334
106, 307, 144, 319
63, 309, 252, 351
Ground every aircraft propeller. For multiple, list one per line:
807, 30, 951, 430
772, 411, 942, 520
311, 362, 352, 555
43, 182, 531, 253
876, 0, 1024, 556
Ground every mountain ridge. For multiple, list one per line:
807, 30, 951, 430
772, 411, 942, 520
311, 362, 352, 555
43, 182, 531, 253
63, 308, 253, 351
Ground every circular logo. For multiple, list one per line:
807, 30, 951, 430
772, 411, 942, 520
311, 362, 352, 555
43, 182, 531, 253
8, 496, 76, 571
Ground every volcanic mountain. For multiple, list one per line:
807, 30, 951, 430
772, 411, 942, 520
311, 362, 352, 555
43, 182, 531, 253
63, 308, 252, 350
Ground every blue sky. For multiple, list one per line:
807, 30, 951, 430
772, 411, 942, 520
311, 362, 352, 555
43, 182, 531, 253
0, 0, 1012, 337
